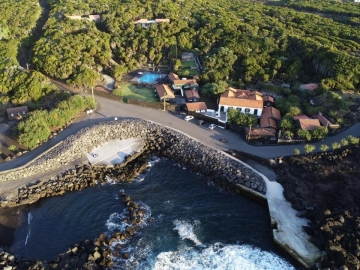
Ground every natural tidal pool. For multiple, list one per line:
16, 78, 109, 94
11, 157, 299, 269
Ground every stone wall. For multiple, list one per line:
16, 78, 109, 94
0, 119, 266, 202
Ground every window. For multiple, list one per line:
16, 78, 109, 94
245, 108, 250, 113
254, 109, 258, 115
11, 113, 14, 117
237, 108, 242, 112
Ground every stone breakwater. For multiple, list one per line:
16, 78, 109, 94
0, 191, 150, 270
0, 119, 266, 207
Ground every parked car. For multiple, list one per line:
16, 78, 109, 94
208, 124, 217, 130
184, 115, 194, 121
197, 120, 205, 126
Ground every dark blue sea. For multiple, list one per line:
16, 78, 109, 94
11, 157, 298, 269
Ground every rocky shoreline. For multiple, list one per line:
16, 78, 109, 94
0, 190, 150, 270
0, 119, 267, 269
273, 145, 360, 270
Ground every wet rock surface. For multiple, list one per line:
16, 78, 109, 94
274, 145, 360, 270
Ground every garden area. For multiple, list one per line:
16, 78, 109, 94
113, 83, 158, 102
180, 60, 198, 76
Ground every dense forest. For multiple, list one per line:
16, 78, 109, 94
1, 0, 360, 110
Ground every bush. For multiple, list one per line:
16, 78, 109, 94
294, 148, 300, 155
8, 145, 16, 152
332, 142, 342, 150
297, 129, 311, 141
347, 135, 359, 145
17, 95, 95, 149
320, 144, 329, 151
341, 138, 349, 147
311, 126, 328, 140
304, 144, 316, 153
113, 88, 123, 97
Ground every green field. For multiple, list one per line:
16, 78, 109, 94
114, 83, 158, 102
181, 60, 197, 67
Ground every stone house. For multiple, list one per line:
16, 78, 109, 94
260, 106, 281, 129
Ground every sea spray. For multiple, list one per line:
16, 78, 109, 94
173, 219, 203, 247
24, 212, 33, 246
153, 243, 295, 270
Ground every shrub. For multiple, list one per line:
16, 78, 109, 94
297, 129, 311, 141
294, 148, 300, 155
304, 144, 316, 153
332, 142, 342, 150
311, 126, 328, 140
8, 145, 17, 152
347, 135, 359, 145
320, 144, 329, 151
341, 138, 349, 147
113, 88, 123, 97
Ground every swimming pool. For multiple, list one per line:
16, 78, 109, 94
138, 73, 162, 84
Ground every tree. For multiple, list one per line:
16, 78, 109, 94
311, 126, 328, 140
201, 81, 227, 96
297, 129, 311, 141
280, 115, 295, 130
304, 144, 316, 153
294, 148, 300, 155
227, 108, 258, 126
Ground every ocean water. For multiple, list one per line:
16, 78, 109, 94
11, 157, 298, 269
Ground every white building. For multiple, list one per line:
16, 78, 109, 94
217, 88, 264, 122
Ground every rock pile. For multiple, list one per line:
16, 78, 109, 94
275, 145, 360, 269
0, 191, 150, 270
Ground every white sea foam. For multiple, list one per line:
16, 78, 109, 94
173, 219, 203, 247
147, 156, 161, 167
25, 212, 33, 246
153, 243, 295, 270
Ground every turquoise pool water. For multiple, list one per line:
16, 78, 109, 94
139, 73, 161, 83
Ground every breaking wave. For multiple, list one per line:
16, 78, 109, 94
153, 243, 295, 270
25, 212, 33, 246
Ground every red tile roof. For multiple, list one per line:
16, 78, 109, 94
219, 97, 263, 109
300, 83, 318, 91
244, 127, 276, 137
168, 73, 180, 82
293, 115, 311, 120
156, 84, 174, 99
298, 119, 321, 130
260, 117, 277, 129
262, 95, 274, 102
313, 114, 340, 129
221, 88, 262, 100
262, 106, 281, 121
185, 90, 199, 99
186, 102, 207, 111
173, 79, 198, 85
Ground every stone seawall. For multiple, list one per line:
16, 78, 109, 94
0, 119, 266, 206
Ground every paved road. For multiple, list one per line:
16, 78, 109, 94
1, 82, 360, 172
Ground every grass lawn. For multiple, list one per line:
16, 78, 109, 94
116, 83, 158, 102
181, 60, 196, 67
